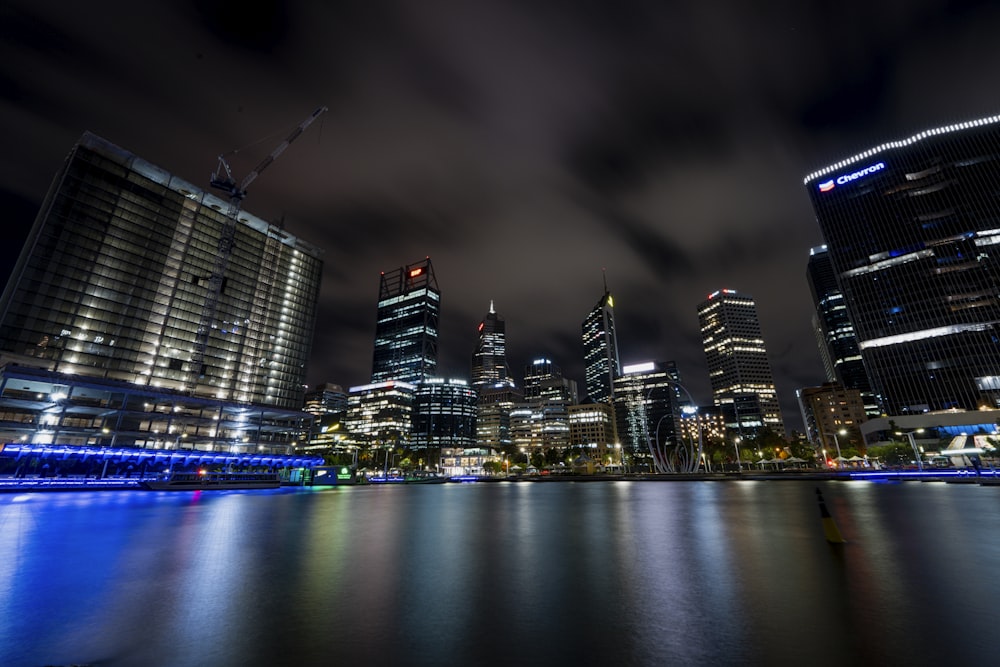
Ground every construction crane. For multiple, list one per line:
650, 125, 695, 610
190, 106, 328, 378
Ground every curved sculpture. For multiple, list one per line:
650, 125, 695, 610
645, 382, 703, 474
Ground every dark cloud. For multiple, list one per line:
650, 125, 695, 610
194, 0, 290, 52
5, 0, 1000, 429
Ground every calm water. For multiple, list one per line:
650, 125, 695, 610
1, 480, 998, 666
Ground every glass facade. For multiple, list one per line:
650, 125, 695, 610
582, 290, 620, 404
697, 290, 784, 436
0, 364, 312, 452
371, 258, 439, 384
612, 361, 681, 460
806, 246, 880, 416
0, 133, 323, 410
411, 379, 478, 450
805, 116, 1000, 414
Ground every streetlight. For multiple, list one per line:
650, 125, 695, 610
733, 436, 743, 472
821, 429, 847, 468
894, 428, 926, 471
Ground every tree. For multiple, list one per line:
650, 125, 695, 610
867, 442, 911, 467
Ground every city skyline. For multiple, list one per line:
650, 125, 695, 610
5, 2, 1000, 428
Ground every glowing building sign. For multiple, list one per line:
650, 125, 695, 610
817, 161, 886, 192
409, 267, 424, 278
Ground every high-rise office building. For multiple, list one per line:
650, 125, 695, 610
804, 115, 1000, 414
568, 402, 618, 461
371, 257, 439, 384
796, 382, 867, 454
582, 285, 621, 403
612, 361, 682, 467
697, 289, 784, 436
0, 132, 323, 410
304, 383, 348, 416
475, 380, 521, 451
471, 301, 508, 389
411, 378, 478, 453
806, 246, 879, 417
345, 380, 415, 449
523, 357, 578, 404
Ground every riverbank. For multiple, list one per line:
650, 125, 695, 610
3, 467, 997, 491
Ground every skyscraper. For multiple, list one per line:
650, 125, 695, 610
371, 257, 439, 384
582, 283, 621, 403
612, 361, 682, 469
471, 301, 508, 389
0, 132, 323, 410
697, 289, 784, 436
804, 115, 1000, 414
523, 358, 578, 403
806, 246, 879, 417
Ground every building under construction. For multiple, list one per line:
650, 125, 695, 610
0, 130, 324, 454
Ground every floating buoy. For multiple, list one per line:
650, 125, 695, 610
816, 488, 846, 543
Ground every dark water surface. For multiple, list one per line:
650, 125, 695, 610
1, 480, 998, 666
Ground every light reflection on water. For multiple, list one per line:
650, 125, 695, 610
1, 481, 998, 666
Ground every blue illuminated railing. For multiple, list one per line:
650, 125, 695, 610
0, 443, 323, 468
0, 476, 146, 489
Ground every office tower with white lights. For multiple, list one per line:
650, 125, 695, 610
0, 132, 323, 410
804, 115, 1000, 414
346, 380, 415, 449
371, 257, 439, 384
697, 289, 784, 436
471, 301, 509, 389
582, 285, 621, 403
411, 378, 478, 453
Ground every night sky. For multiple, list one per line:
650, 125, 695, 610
4, 1, 1000, 430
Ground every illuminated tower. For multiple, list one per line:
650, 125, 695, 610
0, 132, 322, 409
697, 289, 784, 436
371, 258, 440, 384
471, 301, 509, 389
582, 277, 621, 403
804, 115, 1000, 414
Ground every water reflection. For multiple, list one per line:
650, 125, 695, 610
1, 481, 998, 666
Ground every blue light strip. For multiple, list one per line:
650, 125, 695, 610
846, 468, 998, 480
0, 443, 324, 468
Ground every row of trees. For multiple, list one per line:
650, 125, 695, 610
316, 424, 1000, 473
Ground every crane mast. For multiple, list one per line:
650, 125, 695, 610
190, 106, 328, 379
